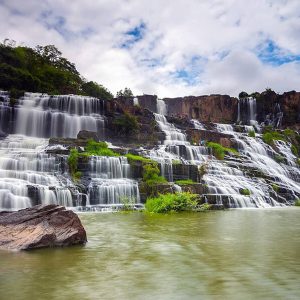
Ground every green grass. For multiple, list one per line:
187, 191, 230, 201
240, 188, 251, 196
125, 153, 153, 163
145, 192, 198, 213
175, 179, 197, 185
248, 130, 256, 138
206, 142, 239, 160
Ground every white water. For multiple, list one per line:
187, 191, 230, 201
14, 93, 105, 138
88, 156, 140, 207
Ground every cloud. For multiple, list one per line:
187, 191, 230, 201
0, 0, 299, 97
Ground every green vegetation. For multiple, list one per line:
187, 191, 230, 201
172, 160, 181, 165
175, 179, 197, 185
206, 142, 239, 160
116, 87, 134, 99
120, 196, 136, 211
295, 198, 300, 206
142, 162, 167, 185
68, 148, 80, 181
145, 192, 198, 213
283, 128, 296, 138
262, 131, 285, 146
240, 188, 251, 196
297, 158, 300, 166
291, 144, 298, 156
0, 40, 113, 100
238, 91, 249, 98
113, 112, 139, 135
248, 130, 256, 138
274, 154, 285, 164
85, 139, 119, 157
125, 153, 153, 163
272, 184, 279, 193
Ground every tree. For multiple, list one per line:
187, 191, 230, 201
238, 91, 248, 99
82, 81, 113, 100
116, 87, 133, 99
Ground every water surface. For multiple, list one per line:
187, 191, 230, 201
0, 209, 299, 299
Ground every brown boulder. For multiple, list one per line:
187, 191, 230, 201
0, 205, 87, 251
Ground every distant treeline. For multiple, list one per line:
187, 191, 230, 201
0, 39, 113, 100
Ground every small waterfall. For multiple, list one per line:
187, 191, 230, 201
237, 97, 258, 126
133, 97, 139, 106
191, 119, 205, 130
87, 156, 140, 207
156, 99, 167, 115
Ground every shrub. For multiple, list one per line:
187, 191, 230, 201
206, 142, 238, 160
240, 188, 251, 196
145, 192, 198, 213
291, 144, 298, 156
175, 179, 197, 185
248, 130, 255, 138
113, 112, 139, 135
283, 128, 295, 138
68, 148, 79, 179
85, 139, 119, 156
239, 91, 249, 99
295, 198, 300, 206
120, 196, 136, 211
142, 162, 167, 185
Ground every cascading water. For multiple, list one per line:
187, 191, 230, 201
0, 91, 140, 211
237, 97, 258, 127
87, 156, 140, 209
12, 93, 105, 138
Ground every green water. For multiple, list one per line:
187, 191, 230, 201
0, 208, 299, 300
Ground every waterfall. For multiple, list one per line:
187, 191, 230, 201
6, 93, 105, 138
87, 156, 140, 207
133, 97, 139, 106
156, 99, 167, 115
237, 97, 258, 126
191, 119, 205, 130
0, 135, 75, 210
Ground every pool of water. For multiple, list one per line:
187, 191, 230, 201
0, 208, 299, 299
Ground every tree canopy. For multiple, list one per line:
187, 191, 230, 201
0, 40, 113, 100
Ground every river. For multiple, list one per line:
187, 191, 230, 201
0, 208, 299, 299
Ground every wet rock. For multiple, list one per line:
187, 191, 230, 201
0, 204, 87, 251
77, 130, 100, 141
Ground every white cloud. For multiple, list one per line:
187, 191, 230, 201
0, 0, 299, 97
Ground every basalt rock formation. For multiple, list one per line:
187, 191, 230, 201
0, 204, 87, 250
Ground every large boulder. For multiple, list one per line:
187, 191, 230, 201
0, 204, 87, 251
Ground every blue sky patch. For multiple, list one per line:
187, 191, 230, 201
121, 22, 146, 48
257, 39, 300, 66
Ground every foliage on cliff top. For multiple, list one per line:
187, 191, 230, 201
113, 112, 139, 135
0, 40, 113, 100
145, 192, 199, 213
206, 142, 239, 160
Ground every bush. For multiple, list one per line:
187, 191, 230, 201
248, 130, 255, 138
272, 184, 279, 193
239, 91, 249, 98
113, 112, 139, 135
291, 144, 298, 156
206, 142, 239, 160
240, 188, 251, 196
68, 148, 79, 180
85, 139, 119, 156
145, 192, 198, 213
142, 162, 167, 185
283, 128, 295, 138
274, 154, 285, 164
175, 179, 197, 185
295, 198, 300, 206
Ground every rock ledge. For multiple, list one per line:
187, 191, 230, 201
0, 204, 87, 251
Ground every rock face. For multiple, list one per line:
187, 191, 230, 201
164, 95, 238, 123
0, 205, 87, 251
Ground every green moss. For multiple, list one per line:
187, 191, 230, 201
206, 142, 239, 160
248, 130, 255, 138
125, 153, 153, 163
295, 199, 300, 206
240, 188, 251, 196
297, 158, 300, 166
68, 148, 79, 180
145, 192, 198, 213
172, 160, 181, 165
291, 144, 298, 156
175, 179, 197, 185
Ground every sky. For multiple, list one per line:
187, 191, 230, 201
0, 0, 300, 97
